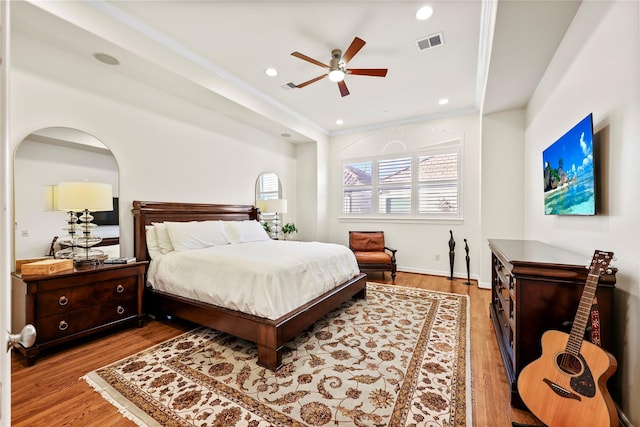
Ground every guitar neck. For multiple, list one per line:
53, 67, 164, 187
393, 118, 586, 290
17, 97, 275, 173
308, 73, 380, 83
565, 250, 613, 355
566, 274, 599, 355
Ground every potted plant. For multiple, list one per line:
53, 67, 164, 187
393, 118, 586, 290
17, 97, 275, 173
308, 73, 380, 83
261, 221, 271, 234
282, 223, 298, 240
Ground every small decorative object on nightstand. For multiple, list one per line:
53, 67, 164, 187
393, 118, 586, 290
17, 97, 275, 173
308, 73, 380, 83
11, 261, 147, 365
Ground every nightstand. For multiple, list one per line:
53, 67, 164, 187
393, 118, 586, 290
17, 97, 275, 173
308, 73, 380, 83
11, 261, 147, 366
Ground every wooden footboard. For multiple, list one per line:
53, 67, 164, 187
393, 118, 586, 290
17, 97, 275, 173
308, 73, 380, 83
133, 200, 367, 370
146, 272, 366, 370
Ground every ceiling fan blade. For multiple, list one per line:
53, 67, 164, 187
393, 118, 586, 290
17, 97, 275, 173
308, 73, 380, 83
347, 68, 388, 77
295, 74, 327, 88
342, 37, 366, 63
337, 80, 350, 97
291, 51, 330, 69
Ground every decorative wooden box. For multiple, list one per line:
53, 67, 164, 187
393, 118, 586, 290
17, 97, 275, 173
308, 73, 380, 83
21, 259, 74, 276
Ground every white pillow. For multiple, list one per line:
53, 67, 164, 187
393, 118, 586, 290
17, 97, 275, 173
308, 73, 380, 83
165, 220, 229, 252
225, 220, 271, 243
152, 222, 174, 254
145, 225, 163, 259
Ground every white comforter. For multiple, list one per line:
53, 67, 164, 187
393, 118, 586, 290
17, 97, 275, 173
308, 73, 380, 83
147, 240, 360, 320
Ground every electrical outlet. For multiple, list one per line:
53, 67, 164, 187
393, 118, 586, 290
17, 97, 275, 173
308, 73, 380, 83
21, 230, 29, 237
435, 254, 440, 261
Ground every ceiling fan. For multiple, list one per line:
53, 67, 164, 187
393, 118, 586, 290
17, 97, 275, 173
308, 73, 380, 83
291, 37, 388, 97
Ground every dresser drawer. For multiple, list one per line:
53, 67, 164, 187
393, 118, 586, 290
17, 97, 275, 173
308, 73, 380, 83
36, 298, 138, 342
37, 275, 137, 317
493, 300, 514, 367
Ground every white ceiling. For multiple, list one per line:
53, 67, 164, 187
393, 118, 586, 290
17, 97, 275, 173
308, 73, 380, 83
11, 1, 581, 142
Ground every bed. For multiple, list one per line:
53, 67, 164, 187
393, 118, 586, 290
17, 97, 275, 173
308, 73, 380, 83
132, 200, 367, 370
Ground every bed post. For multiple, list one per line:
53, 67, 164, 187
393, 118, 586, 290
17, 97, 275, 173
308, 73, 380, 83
256, 324, 283, 371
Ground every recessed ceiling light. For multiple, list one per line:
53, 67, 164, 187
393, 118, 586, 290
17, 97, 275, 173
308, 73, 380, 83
93, 52, 119, 66
336, 119, 344, 125
438, 98, 449, 105
265, 68, 278, 77
415, 6, 434, 21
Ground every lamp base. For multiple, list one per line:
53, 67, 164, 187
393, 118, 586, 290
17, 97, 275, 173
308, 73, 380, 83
74, 257, 103, 267
55, 246, 107, 266
271, 212, 281, 240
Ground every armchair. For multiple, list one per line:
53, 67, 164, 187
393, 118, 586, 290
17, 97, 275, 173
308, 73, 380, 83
349, 231, 397, 284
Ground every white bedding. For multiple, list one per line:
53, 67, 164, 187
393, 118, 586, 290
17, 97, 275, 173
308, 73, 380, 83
147, 240, 360, 320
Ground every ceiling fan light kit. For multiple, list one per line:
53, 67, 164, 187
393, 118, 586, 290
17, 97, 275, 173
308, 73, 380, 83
291, 37, 388, 97
328, 49, 345, 82
328, 69, 345, 82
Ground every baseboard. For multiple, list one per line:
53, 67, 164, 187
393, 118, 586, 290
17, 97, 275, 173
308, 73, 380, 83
398, 266, 479, 282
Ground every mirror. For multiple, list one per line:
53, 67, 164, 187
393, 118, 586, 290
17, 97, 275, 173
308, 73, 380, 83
13, 127, 120, 263
255, 171, 282, 206
255, 172, 282, 236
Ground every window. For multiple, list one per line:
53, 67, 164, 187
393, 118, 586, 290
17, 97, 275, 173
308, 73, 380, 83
378, 157, 411, 214
418, 152, 458, 215
342, 146, 461, 219
343, 161, 372, 214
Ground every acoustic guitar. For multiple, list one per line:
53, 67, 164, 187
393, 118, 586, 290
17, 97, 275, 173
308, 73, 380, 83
518, 249, 619, 427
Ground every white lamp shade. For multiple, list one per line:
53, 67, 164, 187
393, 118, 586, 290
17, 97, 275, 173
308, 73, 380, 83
265, 198, 287, 214
57, 182, 113, 212
255, 199, 268, 213
43, 185, 59, 211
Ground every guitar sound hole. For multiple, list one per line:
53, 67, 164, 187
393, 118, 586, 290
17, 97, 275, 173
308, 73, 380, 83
556, 352, 582, 375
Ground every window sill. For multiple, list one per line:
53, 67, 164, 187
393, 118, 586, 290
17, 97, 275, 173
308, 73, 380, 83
339, 216, 463, 224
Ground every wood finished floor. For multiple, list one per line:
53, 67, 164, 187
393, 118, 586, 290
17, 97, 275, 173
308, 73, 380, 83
11, 272, 543, 426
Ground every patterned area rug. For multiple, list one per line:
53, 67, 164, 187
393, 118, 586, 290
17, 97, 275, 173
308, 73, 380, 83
83, 283, 470, 426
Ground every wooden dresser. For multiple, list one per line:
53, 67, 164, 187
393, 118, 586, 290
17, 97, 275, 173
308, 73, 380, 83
488, 239, 616, 408
11, 261, 147, 365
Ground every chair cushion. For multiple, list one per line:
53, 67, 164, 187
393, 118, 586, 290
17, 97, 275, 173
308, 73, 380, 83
350, 232, 385, 252
353, 251, 392, 264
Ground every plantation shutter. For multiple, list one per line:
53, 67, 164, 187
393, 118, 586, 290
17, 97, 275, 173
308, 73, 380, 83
342, 161, 373, 214
417, 152, 459, 215
378, 157, 411, 214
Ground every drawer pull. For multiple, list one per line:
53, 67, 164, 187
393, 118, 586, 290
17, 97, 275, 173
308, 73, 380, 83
58, 296, 69, 306
58, 320, 69, 331
116, 285, 125, 293
117, 306, 125, 315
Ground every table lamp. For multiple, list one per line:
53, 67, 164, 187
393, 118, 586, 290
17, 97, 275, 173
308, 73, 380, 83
55, 182, 113, 265
265, 198, 287, 240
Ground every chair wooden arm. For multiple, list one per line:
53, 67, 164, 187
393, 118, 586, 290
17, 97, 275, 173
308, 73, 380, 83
384, 247, 397, 260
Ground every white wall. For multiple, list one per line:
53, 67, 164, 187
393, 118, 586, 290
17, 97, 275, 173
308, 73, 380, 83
479, 109, 525, 287
295, 141, 318, 239
525, 1, 639, 422
10, 68, 300, 258
328, 113, 482, 279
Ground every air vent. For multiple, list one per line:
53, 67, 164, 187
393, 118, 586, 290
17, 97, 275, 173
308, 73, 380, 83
281, 82, 297, 90
415, 32, 444, 51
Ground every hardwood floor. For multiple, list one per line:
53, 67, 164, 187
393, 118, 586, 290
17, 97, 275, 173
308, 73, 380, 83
11, 272, 543, 426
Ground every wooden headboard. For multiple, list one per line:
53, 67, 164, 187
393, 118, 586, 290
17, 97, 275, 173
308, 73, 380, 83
132, 201, 259, 263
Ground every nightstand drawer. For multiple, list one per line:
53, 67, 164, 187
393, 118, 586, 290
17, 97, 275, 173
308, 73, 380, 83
36, 298, 138, 342
37, 275, 137, 317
